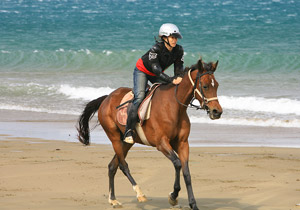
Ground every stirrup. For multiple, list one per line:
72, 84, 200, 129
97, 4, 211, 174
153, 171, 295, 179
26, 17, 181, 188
124, 136, 134, 144
124, 129, 134, 144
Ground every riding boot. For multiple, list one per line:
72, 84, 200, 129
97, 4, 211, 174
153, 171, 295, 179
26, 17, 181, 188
124, 103, 139, 144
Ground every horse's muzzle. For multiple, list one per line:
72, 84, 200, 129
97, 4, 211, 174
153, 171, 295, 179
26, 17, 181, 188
206, 106, 222, 120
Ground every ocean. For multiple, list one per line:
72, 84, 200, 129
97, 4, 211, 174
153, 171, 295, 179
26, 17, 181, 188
1, 0, 300, 145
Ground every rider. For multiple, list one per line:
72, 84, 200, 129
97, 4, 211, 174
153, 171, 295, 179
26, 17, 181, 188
124, 23, 185, 144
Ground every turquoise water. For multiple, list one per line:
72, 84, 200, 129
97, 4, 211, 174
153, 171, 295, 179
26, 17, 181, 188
1, 0, 300, 128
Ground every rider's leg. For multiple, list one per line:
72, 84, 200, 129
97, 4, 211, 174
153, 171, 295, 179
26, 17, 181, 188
124, 67, 148, 144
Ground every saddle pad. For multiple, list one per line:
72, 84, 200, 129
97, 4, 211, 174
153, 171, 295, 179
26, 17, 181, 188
137, 94, 152, 125
116, 91, 133, 125
116, 84, 160, 126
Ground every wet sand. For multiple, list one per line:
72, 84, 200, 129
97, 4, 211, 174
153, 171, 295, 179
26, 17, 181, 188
1, 109, 300, 148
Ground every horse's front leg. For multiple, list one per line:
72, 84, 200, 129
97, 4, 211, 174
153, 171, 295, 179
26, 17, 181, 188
178, 141, 199, 210
157, 140, 182, 206
168, 150, 182, 206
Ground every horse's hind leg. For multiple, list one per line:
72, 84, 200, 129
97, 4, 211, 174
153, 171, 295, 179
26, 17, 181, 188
106, 129, 147, 206
108, 154, 122, 207
108, 143, 134, 206
113, 140, 147, 202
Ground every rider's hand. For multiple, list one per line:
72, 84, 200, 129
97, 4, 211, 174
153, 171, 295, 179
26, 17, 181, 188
172, 77, 182, 85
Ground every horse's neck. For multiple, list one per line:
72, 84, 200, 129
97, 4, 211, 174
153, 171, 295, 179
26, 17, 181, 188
176, 71, 195, 108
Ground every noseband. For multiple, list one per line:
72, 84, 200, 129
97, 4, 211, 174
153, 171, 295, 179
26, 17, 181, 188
175, 69, 218, 110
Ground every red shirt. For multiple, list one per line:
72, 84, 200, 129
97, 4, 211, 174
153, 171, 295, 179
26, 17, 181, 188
136, 58, 156, 76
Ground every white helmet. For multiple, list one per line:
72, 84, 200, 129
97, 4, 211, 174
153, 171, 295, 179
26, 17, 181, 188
159, 23, 182, 39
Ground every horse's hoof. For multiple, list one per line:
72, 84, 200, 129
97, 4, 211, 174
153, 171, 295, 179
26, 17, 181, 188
168, 192, 178, 206
170, 204, 182, 209
109, 199, 123, 208
137, 195, 148, 202
133, 185, 147, 202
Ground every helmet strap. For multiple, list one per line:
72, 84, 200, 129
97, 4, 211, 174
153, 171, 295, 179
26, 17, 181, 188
162, 36, 172, 48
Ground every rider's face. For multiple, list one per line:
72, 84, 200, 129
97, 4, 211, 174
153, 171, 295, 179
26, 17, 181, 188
163, 35, 178, 50
167, 36, 178, 48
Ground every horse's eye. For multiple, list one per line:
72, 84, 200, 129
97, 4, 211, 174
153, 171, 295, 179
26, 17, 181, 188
203, 85, 208, 90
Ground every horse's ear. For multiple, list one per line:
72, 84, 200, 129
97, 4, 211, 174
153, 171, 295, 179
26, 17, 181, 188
198, 58, 205, 73
211, 60, 219, 72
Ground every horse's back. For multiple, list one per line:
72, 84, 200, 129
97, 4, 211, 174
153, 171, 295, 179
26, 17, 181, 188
98, 87, 131, 119
103, 87, 131, 106
110, 87, 131, 99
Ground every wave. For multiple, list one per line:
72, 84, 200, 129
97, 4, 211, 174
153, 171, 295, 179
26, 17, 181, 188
1, 102, 298, 128
219, 96, 300, 116
57, 85, 300, 116
57, 85, 114, 100
190, 116, 300, 128
1, 83, 300, 128
2, 82, 300, 117
1, 49, 300, 73
0, 49, 142, 73
0, 104, 80, 115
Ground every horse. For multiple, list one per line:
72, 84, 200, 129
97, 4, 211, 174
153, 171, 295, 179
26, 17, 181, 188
77, 58, 223, 210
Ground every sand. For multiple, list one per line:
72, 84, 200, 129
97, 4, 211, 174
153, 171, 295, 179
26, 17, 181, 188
1, 136, 300, 210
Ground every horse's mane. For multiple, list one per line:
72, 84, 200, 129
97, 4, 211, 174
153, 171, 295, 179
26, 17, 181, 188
184, 60, 214, 73
184, 63, 198, 73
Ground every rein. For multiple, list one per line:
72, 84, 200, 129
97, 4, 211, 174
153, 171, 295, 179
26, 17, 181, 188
175, 69, 218, 110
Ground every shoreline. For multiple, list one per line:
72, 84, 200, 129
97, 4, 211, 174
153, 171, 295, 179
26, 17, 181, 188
0, 138, 300, 210
1, 109, 300, 148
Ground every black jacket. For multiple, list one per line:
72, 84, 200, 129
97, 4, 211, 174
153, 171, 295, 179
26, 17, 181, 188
141, 42, 184, 83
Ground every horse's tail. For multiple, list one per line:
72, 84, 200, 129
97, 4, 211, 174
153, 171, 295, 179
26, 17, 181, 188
77, 95, 108, 145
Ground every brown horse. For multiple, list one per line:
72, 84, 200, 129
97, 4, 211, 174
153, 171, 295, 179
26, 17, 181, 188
77, 58, 222, 210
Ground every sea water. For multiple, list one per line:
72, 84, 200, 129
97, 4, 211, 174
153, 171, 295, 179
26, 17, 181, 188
1, 0, 300, 131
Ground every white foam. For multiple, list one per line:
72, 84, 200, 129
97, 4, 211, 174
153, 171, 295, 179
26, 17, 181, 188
58, 84, 114, 101
190, 116, 300, 128
170, 4, 180, 9
222, 1, 233, 5
78, 49, 92, 55
0, 104, 79, 115
219, 96, 300, 115
56, 48, 65, 52
82, 10, 99, 14
102, 50, 113, 55
2, 83, 300, 128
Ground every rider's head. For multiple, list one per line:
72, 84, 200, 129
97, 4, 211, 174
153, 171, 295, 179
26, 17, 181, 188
159, 23, 182, 39
159, 23, 182, 49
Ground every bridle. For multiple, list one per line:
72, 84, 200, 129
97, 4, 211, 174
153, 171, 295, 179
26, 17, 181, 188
175, 69, 218, 110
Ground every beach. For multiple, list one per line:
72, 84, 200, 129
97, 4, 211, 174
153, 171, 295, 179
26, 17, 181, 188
1, 126, 300, 210
1, 0, 300, 209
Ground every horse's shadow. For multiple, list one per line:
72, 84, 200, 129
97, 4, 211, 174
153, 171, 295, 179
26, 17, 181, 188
106, 196, 261, 210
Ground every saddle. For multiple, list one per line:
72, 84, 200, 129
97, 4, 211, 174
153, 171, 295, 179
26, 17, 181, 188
116, 84, 160, 126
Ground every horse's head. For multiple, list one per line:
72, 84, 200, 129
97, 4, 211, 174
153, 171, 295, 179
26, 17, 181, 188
189, 58, 223, 120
